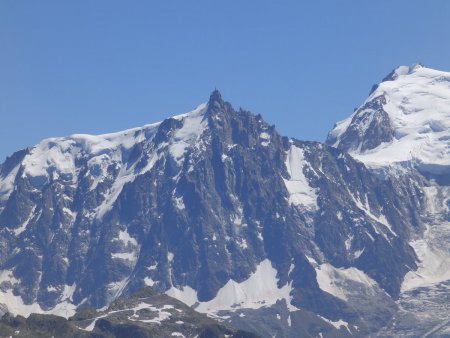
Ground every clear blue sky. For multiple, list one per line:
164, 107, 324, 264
1, 1, 450, 160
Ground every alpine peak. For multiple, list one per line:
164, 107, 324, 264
208, 88, 223, 105
327, 64, 450, 168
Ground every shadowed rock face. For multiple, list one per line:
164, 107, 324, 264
0, 90, 426, 337
327, 95, 394, 152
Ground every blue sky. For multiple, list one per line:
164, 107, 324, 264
1, 1, 450, 160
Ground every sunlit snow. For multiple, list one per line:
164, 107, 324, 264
283, 145, 317, 210
166, 259, 298, 315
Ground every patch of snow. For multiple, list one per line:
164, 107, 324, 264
111, 229, 139, 263
348, 191, 397, 239
0, 271, 77, 319
166, 285, 198, 307
0, 165, 19, 202
288, 263, 295, 276
315, 263, 378, 301
84, 317, 103, 331
283, 145, 318, 210
401, 237, 450, 292
84, 313, 108, 331
305, 255, 317, 265
174, 196, 185, 210
402, 185, 450, 292
144, 277, 156, 287
147, 263, 157, 271
167, 260, 298, 315
13, 205, 36, 236
84, 301, 173, 331
169, 103, 208, 165
0, 286, 77, 318
118, 229, 138, 247
260, 132, 271, 146
95, 159, 156, 219
237, 238, 248, 249
50, 300, 77, 318
318, 315, 351, 332
344, 235, 353, 251
111, 252, 137, 261
353, 248, 365, 259
195, 259, 298, 313
260, 132, 270, 140
0, 270, 19, 285
61, 283, 76, 302
232, 207, 243, 226
62, 207, 75, 220
0, 289, 43, 317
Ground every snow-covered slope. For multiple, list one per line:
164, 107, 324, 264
20, 102, 207, 193
328, 64, 450, 168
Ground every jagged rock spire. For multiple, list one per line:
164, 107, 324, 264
208, 89, 223, 106
205, 88, 230, 119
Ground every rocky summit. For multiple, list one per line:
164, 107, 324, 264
2, 65, 450, 337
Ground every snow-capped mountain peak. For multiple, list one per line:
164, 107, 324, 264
327, 64, 450, 168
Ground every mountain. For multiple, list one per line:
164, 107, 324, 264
0, 74, 446, 337
0, 287, 259, 338
327, 64, 450, 169
328, 64, 450, 336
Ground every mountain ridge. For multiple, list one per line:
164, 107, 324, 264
0, 77, 445, 336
